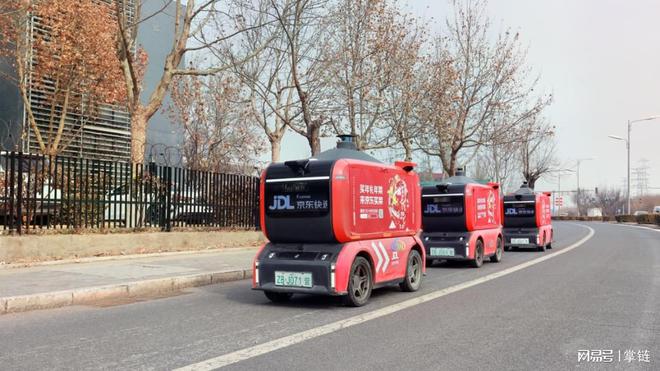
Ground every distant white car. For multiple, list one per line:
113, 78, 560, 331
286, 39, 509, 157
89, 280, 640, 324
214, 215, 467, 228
633, 210, 649, 216
653, 206, 660, 215
587, 208, 603, 217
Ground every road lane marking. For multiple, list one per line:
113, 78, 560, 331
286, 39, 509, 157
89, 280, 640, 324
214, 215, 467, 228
607, 223, 660, 233
174, 224, 595, 371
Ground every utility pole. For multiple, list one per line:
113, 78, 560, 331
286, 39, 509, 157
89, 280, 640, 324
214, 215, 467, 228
627, 120, 631, 214
609, 116, 659, 214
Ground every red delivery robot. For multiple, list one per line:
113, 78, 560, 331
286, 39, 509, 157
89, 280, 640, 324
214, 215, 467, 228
421, 168, 503, 268
502, 182, 553, 251
253, 135, 425, 306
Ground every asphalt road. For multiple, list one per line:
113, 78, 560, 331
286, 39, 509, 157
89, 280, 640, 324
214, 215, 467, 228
0, 222, 658, 370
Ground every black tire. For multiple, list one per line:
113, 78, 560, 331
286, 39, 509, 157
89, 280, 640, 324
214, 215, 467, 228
400, 249, 423, 292
344, 256, 373, 307
537, 234, 546, 252
490, 237, 503, 263
470, 239, 484, 268
264, 291, 293, 303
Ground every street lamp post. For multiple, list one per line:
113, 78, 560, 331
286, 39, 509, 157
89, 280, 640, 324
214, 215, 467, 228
608, 116, 660, 214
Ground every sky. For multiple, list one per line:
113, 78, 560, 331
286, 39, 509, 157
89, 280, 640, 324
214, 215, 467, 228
278, 0, 660, 198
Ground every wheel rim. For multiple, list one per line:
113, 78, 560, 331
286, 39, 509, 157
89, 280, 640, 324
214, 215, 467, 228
496, 239, 502, 259
409, 253, 421, 286
476, 243, 483, 264
352, 263, 369, 299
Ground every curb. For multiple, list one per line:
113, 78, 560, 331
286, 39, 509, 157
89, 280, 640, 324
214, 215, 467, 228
0, 268, 252, 315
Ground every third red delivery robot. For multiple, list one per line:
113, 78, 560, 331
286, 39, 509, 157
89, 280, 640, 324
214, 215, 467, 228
502, 182, 553, 251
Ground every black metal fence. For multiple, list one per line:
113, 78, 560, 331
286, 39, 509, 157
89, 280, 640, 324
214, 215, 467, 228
0, 151, 260, 234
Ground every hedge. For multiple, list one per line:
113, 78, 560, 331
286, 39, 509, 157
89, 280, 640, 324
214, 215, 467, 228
635, 214, 656, 224
615, 215, 636, 223
550, 214, 657, 224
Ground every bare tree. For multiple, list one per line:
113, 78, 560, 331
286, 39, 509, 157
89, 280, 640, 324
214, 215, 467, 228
594, 187, 625, 216
474, 142, 520, 192
114, 0, 273, 163
169, 73, 264, 173
378, 9, 428, 161
414, 40, 458, 163
270, 0, 333, 156
573, 189, 597, 217
417, 0, 550, 176
632, 194, 660, 213
226, 1, 300, 162
325, 0, 413, 152
519, 119, 557, 189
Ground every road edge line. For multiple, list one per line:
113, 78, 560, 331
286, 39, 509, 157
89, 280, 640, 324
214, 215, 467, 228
606, 222, 660, 233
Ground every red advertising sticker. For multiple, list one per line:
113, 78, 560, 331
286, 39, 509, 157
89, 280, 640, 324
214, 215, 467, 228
350, 167, 415, 234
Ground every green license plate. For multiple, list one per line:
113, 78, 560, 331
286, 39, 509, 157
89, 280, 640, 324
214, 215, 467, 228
430, 247, 455, 257
274, 271, 313, 288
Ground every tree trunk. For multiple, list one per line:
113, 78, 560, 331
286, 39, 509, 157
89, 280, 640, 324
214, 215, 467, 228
527, 176, 538, 190
402, 138, 413, 162
270, 137, 282, 162
445, 151, 458, 176
307, 124, 321, 155
130, 112, 148, 164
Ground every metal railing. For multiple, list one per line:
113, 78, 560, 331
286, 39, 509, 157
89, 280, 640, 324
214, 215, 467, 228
0, 151, 260, 234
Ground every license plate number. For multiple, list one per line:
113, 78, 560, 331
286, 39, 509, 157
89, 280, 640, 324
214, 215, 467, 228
511, 238, 530, 244
274, 271, 312, 288
430, 247, 455, 256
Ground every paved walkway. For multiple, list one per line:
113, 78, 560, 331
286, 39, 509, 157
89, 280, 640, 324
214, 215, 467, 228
0, 248, 257, 298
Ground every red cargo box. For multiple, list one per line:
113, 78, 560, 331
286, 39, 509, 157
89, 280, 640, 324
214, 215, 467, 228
261, 158, 420, 243
536, 192, 552, 227
332, 160, 421, 242
422, 180, 501, 232
466, 182, 502, 231
502, 188, 552, 228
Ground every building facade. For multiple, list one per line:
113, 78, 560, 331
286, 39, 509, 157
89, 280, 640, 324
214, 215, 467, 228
0, 0, 181, 164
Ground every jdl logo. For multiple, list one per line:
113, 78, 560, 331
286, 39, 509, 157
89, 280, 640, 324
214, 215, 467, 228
425, 204, 440, 214
269, 195, 295, 210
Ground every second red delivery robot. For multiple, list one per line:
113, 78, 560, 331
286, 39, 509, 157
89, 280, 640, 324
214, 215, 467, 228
421, 169, 503, 268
